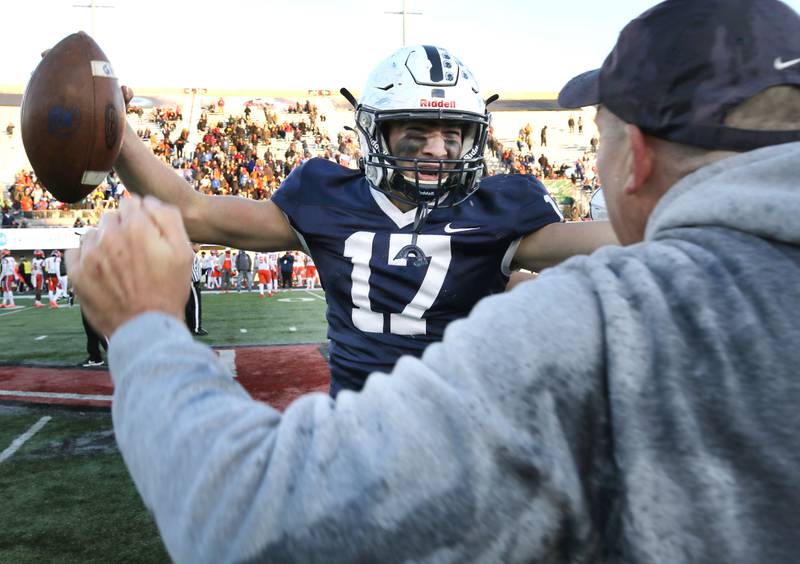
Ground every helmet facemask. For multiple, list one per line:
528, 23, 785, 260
356, 109, 489, 211
346, 44, 495, 265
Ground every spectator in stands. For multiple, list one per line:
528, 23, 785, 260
19, 193, 33, 217
538, 154, 550, 178
2, 206, 16, 227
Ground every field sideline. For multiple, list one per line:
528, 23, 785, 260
0, 288, 329, 365
0, 289, 331, 562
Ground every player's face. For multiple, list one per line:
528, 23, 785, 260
386, 120, 463, 183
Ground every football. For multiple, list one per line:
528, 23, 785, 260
20, 32, 125, 203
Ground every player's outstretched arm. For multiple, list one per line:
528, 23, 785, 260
512, 220, 619, 272
115, 123, 300, 251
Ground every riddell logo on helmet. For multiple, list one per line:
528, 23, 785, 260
419, 99, 456, 108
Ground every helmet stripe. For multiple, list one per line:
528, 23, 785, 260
422, 45, 443, 82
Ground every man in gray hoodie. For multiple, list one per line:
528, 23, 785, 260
68, 0, 800, 562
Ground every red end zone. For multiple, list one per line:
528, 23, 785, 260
0, 345, 330, 411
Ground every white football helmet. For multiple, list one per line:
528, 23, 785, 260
352, 45, 491, 208
589, 189, 608, 221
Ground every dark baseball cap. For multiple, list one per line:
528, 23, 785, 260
558, 0, 800, 151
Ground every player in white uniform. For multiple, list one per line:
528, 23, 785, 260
202, 252, 215, 288
254, 252, 273, 298
31, 249, 45, 308
267, 252, 279, 293
56, 249, 69, 300
44, 250, 61, 309
305, 254, 318, 289
0, 250, 17, 308
206, 251, 220, 290
293, 251, 305, 288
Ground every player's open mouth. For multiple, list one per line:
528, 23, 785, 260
414, 166, 449, 182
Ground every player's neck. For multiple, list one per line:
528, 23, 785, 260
387, 194, 416, 213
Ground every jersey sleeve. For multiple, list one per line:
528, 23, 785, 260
269, 158, 362, 241
269, 161, 306, 221
511, 176, 563, 239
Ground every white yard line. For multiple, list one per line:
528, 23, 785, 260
0, 306, 30, 317
0, 415, 52, 463
217, 349, 238, 378
0, 390, 112, 402
303, 290, 326, 302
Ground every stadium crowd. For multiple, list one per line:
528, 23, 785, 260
1, 100, 599, 226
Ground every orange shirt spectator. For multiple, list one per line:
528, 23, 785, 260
20, 194, 33, 212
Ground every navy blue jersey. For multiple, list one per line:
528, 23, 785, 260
272, 158, 561, 390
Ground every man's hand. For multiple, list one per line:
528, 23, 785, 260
67, 195, 191, 337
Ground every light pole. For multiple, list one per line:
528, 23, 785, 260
72, 0, 115, 37
385, 0, 422, 46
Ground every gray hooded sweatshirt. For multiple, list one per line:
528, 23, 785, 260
110, 142, 800, 563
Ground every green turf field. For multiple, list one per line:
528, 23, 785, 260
0, 406, 169, 563
0, 288, 329, 365
0, 289, 329, 562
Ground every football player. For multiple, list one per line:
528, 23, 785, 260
293, 250, 304, 288
55, 249, 69, 301
255, 251, 273, 298
205, 251, 214, 289
31, 249, 45, 308
220, 249, 233, 293
113, 45, 618, 395
267, 252, 279, 294
305, 254, 317, 290
44, 250, 61, 309
0, 249, 16, 308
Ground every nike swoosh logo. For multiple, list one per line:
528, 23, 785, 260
444, 223, 480, 233
774, 57, 800, 70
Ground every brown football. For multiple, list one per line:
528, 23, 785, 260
21, 32, 125, 203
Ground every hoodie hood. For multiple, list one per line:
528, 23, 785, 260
646, 142, 800, 245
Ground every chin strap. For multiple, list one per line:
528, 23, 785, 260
393, 203, 430, 267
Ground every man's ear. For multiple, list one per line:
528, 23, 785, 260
623, 124, 653, 195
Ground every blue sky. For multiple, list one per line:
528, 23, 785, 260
4, 0, 800, 93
